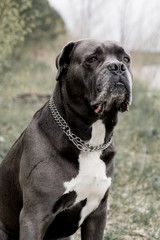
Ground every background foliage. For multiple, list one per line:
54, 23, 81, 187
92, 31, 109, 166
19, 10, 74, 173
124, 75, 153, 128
0, 0, 65, 73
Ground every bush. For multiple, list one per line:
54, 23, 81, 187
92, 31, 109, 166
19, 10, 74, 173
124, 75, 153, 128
0, 0, 35, 71
24, 0, 66, 43
0, 0, 65, 73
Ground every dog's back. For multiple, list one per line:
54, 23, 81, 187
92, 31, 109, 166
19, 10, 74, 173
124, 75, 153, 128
0, 133, 24, 238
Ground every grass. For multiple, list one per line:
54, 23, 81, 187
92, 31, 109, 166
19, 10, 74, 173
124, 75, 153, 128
0, 47, 160, 240
104, 83, 160, 240
0, 52, 56, 159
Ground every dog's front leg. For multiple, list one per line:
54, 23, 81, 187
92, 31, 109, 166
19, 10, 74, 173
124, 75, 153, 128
81, 200, 108, 240
20, 207, 54, 240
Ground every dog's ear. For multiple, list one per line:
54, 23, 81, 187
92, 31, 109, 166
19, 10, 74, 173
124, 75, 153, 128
56, 41, 76, 81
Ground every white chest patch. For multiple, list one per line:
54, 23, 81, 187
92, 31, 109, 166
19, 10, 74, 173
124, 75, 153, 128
63, 120, 112, 226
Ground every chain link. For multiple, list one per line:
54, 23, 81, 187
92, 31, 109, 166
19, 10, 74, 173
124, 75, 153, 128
49, 97, 112, 152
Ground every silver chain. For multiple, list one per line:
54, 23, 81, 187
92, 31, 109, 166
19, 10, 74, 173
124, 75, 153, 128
49, 97, 112, 152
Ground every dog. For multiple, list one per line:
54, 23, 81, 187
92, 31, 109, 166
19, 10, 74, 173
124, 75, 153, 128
0, 39, 132, 240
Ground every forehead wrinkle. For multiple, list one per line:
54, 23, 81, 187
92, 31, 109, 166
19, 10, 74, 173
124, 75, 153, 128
72, 40, 130, 63
94, 46, 105, 54
104, 46, 129, 60
103, 41, 125, 54
84, 47, 105, 59
75, 41, 104, 54
73, 45, 105, 63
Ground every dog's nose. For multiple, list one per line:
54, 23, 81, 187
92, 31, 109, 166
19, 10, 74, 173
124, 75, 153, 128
107, 62, 126, 75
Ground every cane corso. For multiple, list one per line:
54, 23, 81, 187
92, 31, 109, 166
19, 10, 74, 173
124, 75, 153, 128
0, 39, 132, 240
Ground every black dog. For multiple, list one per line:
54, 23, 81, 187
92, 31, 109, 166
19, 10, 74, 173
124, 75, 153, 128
0, 39, 132, 240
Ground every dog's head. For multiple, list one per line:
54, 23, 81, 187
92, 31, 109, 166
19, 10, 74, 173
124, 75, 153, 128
56, 39, 132, 114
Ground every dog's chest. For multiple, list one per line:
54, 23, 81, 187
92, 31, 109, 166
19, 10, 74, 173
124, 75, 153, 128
64, 120, 111, 226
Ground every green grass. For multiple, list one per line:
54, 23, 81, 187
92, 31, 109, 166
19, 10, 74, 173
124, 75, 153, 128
0, 48, 160, 240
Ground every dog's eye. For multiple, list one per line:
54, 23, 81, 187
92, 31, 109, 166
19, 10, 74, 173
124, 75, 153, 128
123, 56, 130, 64
87, 56, 98, 63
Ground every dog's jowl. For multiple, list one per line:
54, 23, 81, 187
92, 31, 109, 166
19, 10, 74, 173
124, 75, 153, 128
0, 39, 132, 240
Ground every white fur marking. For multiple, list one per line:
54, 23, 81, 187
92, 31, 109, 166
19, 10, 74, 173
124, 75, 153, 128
126, 69, 132, 105
64, 120, 111, 226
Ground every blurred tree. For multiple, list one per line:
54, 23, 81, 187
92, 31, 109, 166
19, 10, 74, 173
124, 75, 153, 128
0, 0, 65, 72
119, 0, 130, 46
0, 0, 36, 71
16, 0, 66, 43
67, 0, 110, 38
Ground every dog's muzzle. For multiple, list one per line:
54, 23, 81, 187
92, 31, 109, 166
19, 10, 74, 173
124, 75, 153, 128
91, 61, 132, 114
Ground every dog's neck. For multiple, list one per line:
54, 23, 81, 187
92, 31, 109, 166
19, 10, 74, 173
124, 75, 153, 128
53, 82, 118, 143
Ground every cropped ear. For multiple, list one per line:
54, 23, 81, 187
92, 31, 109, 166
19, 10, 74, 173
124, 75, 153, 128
56, 41, 76, 81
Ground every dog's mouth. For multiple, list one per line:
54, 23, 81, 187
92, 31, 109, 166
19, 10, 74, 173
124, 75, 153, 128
118, 99, 129, 112
91, 82, 132, 115
92, 103, 104, 114
92, 99, 129, 114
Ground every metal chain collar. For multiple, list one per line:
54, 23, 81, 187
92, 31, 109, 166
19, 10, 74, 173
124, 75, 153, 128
49, 97, 112, 152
